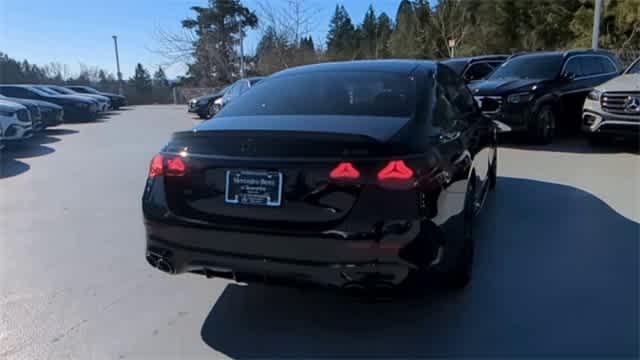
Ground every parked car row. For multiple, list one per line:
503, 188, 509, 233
466, 49, 637, 144
0, 84, 127, 146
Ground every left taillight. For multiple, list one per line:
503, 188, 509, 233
148, 154, 187, 178
149, 154, 164, 178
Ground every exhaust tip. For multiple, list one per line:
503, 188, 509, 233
156, 258, 175, 274
146, 253, 160, 267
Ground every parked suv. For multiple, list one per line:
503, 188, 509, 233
0, 99, 33, 141
582, 57, 640, 144
0, 96, 44, 132
469, 50, 622, 143
442, 55, 508, 83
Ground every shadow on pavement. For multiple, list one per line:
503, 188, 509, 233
501, 133, 639, 155
0, 155, 30, 179
3, 141, 55, 159
45, 128, 79, 136
200, 177, 639, 358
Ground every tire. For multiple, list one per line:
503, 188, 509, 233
489, 149, 497, 191
441, 177, 476, 289
528, 105, 556, 145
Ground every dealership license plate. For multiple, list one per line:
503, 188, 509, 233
225, 170, 283, 207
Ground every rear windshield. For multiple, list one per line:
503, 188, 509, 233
217, 71, 416, 118
490, 54, 563, 80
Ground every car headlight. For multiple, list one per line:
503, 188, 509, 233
0, 110, 15, 117
587, 89, 602, 101
507, 92, 534, 104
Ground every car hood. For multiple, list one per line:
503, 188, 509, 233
469, 78, 543, 96
81, 94, 110, 102
194, 115, 411, 143
0, 99, 27, 111
596, 74, 640, 92
2, 97, 61, 110
100, 92, 124, 99
48, 94, 96, 103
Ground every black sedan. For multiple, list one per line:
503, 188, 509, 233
188, 85, 229, 119
65, 86, 127, 109
142, 60, 498, 292
0, 85, 98, 122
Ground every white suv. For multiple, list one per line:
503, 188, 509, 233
582, 57, 640, 144
0, 99, 33, 141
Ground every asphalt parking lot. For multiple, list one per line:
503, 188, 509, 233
1, 105, 638, 359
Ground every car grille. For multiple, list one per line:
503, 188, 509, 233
601, 92, 640, 115
17, 109, 30, 123
474, 96, 503, 113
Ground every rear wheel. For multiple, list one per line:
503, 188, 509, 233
441, 177, 476, 289
529, 105, 556, 145
207, 102, 221, 118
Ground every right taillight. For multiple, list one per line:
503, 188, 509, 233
330, 162, 360, 180
377, 160, 414, 181
148, 154, 187, 178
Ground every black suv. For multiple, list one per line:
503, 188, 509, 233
442, 55, 508, 83
469, 50, 622, 143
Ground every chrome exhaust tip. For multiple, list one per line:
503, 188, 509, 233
155, 258, 175, 274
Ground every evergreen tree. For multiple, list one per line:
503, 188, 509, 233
153, 66, 169, 87
130, 63, 152, 95
326, 5, 357, 60
359, 5, 378, 59
389, 0, 420, 58
376, 12, 393, 58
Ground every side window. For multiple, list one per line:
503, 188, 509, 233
238, 80, 250, 95
598, 57, 617, 73
434, 64, 478, 131
464, 62, 495, 82
580, 57, 602, 76
564, 57, 583, 77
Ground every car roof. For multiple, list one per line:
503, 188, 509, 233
509, 49, 618, 61
272, 60, 435, 78
442, 55, 509, 64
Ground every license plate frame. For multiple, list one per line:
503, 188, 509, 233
224, 170, 283, 207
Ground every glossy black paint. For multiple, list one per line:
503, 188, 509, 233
469, 50, 622, 133
142, 60, 497, 290
188, 87, 228, 117
0, 85, 98, 122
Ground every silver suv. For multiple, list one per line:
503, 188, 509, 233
582, 57, 640, 144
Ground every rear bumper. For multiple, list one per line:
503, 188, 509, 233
143, 215, 444, 288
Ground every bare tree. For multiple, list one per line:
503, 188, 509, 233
431, 0, 470, 58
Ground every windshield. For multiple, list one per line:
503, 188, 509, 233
34, 86, 62, 95
218, 71, 416, 118
625, 59, 640, 74
489, 54, 563, 80
49, 86, 76, 95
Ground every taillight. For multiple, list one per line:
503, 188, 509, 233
149, 154, 164, 178
148, 154, 187, 178
166, 156, 187, 176
330, 162, 360, 180
377, 160, 414, 181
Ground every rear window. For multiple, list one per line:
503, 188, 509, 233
217, 71, 416, 118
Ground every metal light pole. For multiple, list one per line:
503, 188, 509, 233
112, 35, 123, 95
238, 22, 245, 78
592, 0, 604, 49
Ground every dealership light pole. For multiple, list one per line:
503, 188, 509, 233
112, 35, 123, 95
592, 0, 604, 49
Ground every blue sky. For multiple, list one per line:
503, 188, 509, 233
0, 0, 409, 79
